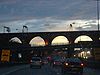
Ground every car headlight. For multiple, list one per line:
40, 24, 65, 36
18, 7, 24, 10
65, 63, 68, 66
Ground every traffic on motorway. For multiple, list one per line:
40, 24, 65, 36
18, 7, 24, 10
28, 55, 84, 75
0, 54, 100, 75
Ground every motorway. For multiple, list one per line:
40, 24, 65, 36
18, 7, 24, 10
0, 64, 100, 75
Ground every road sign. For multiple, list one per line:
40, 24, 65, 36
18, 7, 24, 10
1, 50, 10, 62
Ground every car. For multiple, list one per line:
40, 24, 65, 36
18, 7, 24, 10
51, 56, 64, 67
61, 57, 84, 75
42, 57, 48, 65
30, 56, 42, 68
52, 58, 63, 67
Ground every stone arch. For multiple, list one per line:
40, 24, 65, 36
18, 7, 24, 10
51, 36, 69, 45
74, 35, 93, 43
9, 37, 22, 43
74, 35, 93, 52
29, 36, 45, 47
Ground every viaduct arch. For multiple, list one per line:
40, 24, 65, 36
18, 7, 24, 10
0, 31, 99, 46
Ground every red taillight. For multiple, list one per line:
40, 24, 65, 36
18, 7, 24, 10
81, 63, 84, 66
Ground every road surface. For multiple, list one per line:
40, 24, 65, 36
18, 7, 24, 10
0, 64, 100, 75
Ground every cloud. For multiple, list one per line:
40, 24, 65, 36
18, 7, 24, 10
0, 18, 99, 33
0, 0, 19, 4
0, 0, 98, 22
0, 0, 99, 32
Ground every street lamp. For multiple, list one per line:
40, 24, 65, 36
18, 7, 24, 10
22, 25, 28, 33
3, 26, 11, 33
67, 24, 73, 31
96, 0, 100, 31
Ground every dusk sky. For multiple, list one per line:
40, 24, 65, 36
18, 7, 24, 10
0, 0, 100, 33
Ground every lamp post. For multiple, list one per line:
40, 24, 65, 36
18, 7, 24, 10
22, 25, 28, 33
3, 26, 11, 33
96, 0, 100, 31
